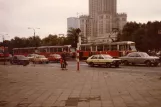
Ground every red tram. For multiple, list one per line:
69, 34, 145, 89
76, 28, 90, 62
0, 46, 10, 61
79, 41, 136, 59
13, 45, 75, 57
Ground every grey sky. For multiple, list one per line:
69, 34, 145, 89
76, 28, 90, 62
0, 0, 161, 41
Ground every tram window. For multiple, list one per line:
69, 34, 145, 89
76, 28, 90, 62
63, 47, 68, 52
104, 45, 109, 51
39, 48, 47, 52
111, 45, 117, 51
23, 49, 27, 53
130, 45, 137, 51
81, 46, 86, 51
119, 45, 125, 51
50, 48, 54, 52
86, 46, 91, 51
92, 46, 96, 51
97, 45, 103, 51
58, 48, 62, 52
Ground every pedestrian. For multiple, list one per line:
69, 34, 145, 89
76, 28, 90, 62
61, 50, 68, 70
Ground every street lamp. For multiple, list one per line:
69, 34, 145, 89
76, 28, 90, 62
28, 27, 40, 47
28, 27, 40, 66
28, 27, 40, 37
0, 33, 8, 65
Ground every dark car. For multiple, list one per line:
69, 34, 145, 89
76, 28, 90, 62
10, 55, 30, 66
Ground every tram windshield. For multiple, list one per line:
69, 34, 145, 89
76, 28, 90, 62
130, 43, 137, 51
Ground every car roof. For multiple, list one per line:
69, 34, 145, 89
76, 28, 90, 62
14, 55, 25, 57
130, 52, 146, 54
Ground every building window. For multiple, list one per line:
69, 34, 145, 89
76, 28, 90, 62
122, 18, 126, 21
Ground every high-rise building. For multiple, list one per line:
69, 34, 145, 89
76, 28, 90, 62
67, 17, 80, 30
80, 0, 127, 43
89, 0, 117, 18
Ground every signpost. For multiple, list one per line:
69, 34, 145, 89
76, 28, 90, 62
76, 34, 81, 71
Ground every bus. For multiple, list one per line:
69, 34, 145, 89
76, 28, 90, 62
13, 45, 75, 58
79, 41, 137, 59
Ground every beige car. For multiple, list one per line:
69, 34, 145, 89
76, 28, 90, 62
27, 54, 38, 62
120, 52, 160, 66
86, 54, 121, 68
33, 55, 49, 64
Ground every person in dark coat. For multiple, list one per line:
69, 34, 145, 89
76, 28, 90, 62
61, 50, 68, 70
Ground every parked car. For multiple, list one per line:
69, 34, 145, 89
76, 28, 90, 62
48, 54, 61, 62
10, 55, 29, 66
27, 54, 38, 62
86, 54, 121, 68
120, 52, 160, 67
33, 55, 49, 64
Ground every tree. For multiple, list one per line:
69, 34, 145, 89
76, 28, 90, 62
67, 28, 81, 48
120, 21, 161, 52
42, 34, 58, 46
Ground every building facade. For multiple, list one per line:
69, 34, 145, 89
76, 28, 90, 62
67, 17, 80, 30
80, 0, 127, 43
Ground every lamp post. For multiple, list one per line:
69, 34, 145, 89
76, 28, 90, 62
28, 27, 40, 66
28, 27, 40, 49
0, 33, 8, 65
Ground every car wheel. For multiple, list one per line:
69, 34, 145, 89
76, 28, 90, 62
106, 63, 111, 68
153, 63, 158, 67
23, 62, 28, 66
145, 61, 151, 67
10, 61, 13, 64
132, 63, 135, 66
89, 62, 94, 67
46, 61, 49, 64
124, 60, 129, 66
115, 64, 119, 68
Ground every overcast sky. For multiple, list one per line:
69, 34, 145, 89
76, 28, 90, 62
0, 0, 161, 41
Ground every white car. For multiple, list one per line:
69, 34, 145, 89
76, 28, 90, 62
86, 54, 121, 68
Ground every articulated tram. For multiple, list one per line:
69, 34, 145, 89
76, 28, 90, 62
79, 41, 136, 59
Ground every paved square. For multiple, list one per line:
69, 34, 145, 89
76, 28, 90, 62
0, 64, 161, 107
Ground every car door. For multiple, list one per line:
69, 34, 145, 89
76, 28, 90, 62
91, 55, 99, 64
134, 53, 142, 64
98, 55, 105, 65
127, 53, 135, 63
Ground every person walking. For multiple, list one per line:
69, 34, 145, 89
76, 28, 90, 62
61, 50, 68, 70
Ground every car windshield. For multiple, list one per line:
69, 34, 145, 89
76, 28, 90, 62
51, 54, 61, 57
28, 54, 36, 57
139, 53, 150, 57
16, 55, 26, 59
102, 55, 113, 59
39, 55, 46, 58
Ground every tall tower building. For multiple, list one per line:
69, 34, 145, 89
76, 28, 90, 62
89, 0, 117, 18
79, 0, 127, 43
